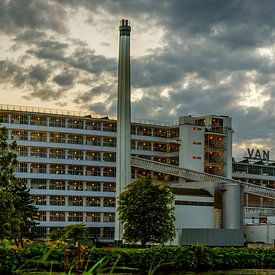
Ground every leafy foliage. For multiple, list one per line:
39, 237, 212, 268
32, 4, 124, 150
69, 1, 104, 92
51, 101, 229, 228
0, 127, 37, 245
2, 242, 275, 273
49, 224, 89, 245
117, 175, 176, 246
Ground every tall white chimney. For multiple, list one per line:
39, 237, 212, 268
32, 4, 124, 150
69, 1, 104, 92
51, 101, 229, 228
115, 19, 131, 242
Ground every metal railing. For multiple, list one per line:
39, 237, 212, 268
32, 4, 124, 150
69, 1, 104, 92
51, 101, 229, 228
131, 157, 275, 200
244, 207, 275, 216
0, 104, 177, 127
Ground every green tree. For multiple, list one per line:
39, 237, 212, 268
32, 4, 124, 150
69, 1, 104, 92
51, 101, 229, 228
0, 127, 37, 245
117, 175, 176, 247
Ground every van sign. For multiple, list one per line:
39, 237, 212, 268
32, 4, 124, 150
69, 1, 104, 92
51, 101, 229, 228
245, 148, 270, 161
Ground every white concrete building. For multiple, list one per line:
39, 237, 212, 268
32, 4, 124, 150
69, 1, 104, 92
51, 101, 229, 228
0, 104, 233, 241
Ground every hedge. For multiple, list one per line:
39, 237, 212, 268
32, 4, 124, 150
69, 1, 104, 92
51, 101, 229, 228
1, 243, 275, 273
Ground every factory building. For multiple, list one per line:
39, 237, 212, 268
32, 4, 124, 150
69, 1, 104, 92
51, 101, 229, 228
233, 150, 275, 224
0, 104, 233, 241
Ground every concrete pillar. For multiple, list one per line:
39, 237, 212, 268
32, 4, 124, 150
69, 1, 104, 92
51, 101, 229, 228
115, 19, 131, 242
223, 183, 241, 229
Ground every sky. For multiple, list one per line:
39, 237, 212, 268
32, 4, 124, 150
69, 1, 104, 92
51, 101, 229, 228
1, 0, 275, 159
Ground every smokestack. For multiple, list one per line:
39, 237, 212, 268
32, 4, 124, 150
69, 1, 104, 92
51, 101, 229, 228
115, 19, 131, 242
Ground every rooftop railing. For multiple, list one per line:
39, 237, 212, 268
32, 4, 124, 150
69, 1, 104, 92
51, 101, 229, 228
0, 104, 178, 127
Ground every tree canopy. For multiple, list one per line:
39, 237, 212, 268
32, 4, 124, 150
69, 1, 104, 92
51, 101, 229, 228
0, 127, 37, 245
117, 175, 176, 247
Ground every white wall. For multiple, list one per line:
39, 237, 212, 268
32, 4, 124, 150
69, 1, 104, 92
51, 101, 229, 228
175, 194, 215, 229
245, 224, 275, 244
179, 124, 205, 172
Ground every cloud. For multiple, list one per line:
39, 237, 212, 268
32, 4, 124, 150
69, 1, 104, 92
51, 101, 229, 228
0, 0, 68, 34
29, 64, 50, 83
1, 0, 275, 157
53, 71, 75, 86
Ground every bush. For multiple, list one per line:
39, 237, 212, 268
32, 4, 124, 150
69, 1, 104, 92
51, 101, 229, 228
2, 242, 275, 273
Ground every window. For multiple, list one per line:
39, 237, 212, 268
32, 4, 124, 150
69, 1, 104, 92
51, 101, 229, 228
86, 167, 101, 176
11, 130, 28, 140
67, 134, 83, 144
192, 127, 202, 131
102, 137, 116, 147
103, 197, 115, 207
192, 156, 201, 159
33, 195, 47, 205
49, 164, 65, 174
50, 196, 65, 206
103, 213, 115, 222
15, 162, 28, 173
68, 196, 83, 206
31, 226, 47, 238
30, 115, 47, 126
137, 141, 151, 151
88, 227, 101, 238
30, 147, 47, 158
49, 117, 65, 127
50, 211, 65, 221
153, 143, 167, 152
103, 152, 115, 162
153, 128, 167, 138
86, 136, 101, 146
49, 132, 66, 143
34, 211, 47, 221
0, 112, 9, 123
86, 197, 101, 207
86, 212, 100, 222
102, 122, 117, 132
192, 141, 202, 145
86, 182, 101, 191
68, 181, 83, 191
49, 148, 65, 159
68, 165, 83, 175
86, 120, 101, 130
103, 168, 115, 177
86, 151, 101, 161
49, 180, 65, 190
103, 227, 114, 239
67, 119, 84, 129
11, 113, 28, 124
31, 163, 47, 174
68, 212, 82, 222
103, 182, 116, 192
137, 126, 152, 136
30, 179, 47, 189
30, 131, 47, 142
67, 150, 83, 160
16, 146, 28, 156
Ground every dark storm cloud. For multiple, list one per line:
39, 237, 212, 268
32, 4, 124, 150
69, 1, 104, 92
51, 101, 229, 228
74, 83, 117, 114
29, 65, 50, 82
0, 0, 68, 34
0, 59, 69, 101
28, 40, 69, 62
26, 37, 116, 76
53, 71, 75, 86
1, 0, 275, 156
24, 87, 65, 101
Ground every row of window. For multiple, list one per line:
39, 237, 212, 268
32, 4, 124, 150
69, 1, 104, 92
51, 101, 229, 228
233, 164, 275, 176
31, 226, 114, 239
11, 131, 116, 146
35, 211, 115, 222
28, 179, 115, 192
12, 131, 179, 153
17, 147, 116, 161
33, 195, 115, 207
16, 163, 116, 177
1, 112, 179, 138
